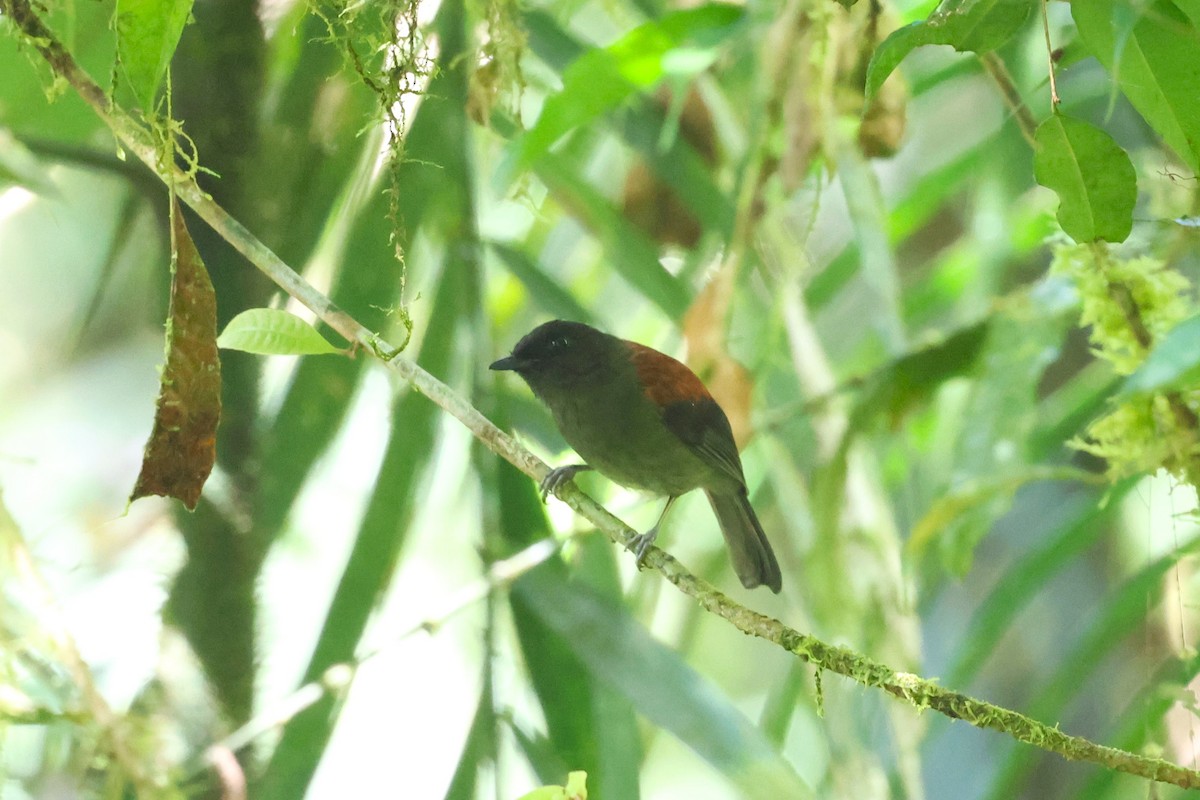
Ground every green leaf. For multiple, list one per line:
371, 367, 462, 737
1119, 314, 1200, 397
256, 0, 480, 792
216, 309, 342, 355
493, 429, 641, 800
516, 566, 812, 799
933, 284, 1076, 575
856, 320, 992, 424
1033, 114, 1136, 243
488, 242, 595, 323
515, 772, 588, 800
1072, 0, 1200, 171
984, 527, 1200, 800
116, 0, 195, 111
520, 4, 744, 163
520, 11, 734, 244
258, 250, 464, 799
444, 684, 498, 800
534, 150, 691, 319
1073, 651, 1200, 800
0, 129, 57, 196
866, 0, 1034, 99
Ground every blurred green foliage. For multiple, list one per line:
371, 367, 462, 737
3, 0, 1200, 798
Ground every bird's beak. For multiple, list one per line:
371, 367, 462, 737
489, 355, 521, 372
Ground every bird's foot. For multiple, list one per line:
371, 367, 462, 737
627, 527, 659, 567
539, 464, 592, 501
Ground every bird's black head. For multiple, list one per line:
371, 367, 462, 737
490, 320, 614, 388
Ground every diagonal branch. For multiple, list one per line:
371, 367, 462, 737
3, 0, 1199, 790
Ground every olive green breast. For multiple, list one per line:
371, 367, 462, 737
538, 359, 727, 496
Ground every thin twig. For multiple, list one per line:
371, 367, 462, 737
980, 52, 1039, 147
1041, 0, 1060, 109
5, 0, 1200, 790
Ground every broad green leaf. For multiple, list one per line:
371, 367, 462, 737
444, 683, 498, 800
1073, 651, 1200, 800
983, 528, 1200, 800
520, 5, 744, 163
258, 248, 464, 799
488, 242, 595, 323
252, 0, 471, 542
1119, 314, 1200, 397
0, 129, 57, 196
116, 0, 194, 110
865, 0, 1034, 99
535, 150, 690, 319
855, 320, 991, 425
256, 0, 478, 793
216, 308, 342, 355
520, 11, 734, 244
907, 465, 1103, 567
515, 772, 588, 800
494, 428, 641, 800
934, 283, 1076, 576
1033, 114, 1135, 243
1072, 0, 1200, 171
517, 566, 812, 799
130, 199, 220, 511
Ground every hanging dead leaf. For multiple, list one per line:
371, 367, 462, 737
130, 198, 221, 510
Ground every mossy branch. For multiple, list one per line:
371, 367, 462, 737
4, 0, 1200, 791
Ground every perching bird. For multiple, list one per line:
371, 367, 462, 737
490, 320, 781, 592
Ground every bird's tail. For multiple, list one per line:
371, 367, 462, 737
705, 490, 782, 593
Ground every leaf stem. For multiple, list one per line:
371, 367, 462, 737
1040, 0, 1060, 109
979, 52, 1038, 146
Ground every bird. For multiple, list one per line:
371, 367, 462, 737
490, 320, 781, 592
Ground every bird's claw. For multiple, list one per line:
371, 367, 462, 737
627, 528, 659, 567
539, 464, 590, 501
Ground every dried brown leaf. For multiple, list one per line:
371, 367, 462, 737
130, 199, 221, 510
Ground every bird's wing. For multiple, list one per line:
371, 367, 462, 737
624, 341, 747, 486
661, 398, 746, 486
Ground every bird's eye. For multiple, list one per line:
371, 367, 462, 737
549, 336, 569, 350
